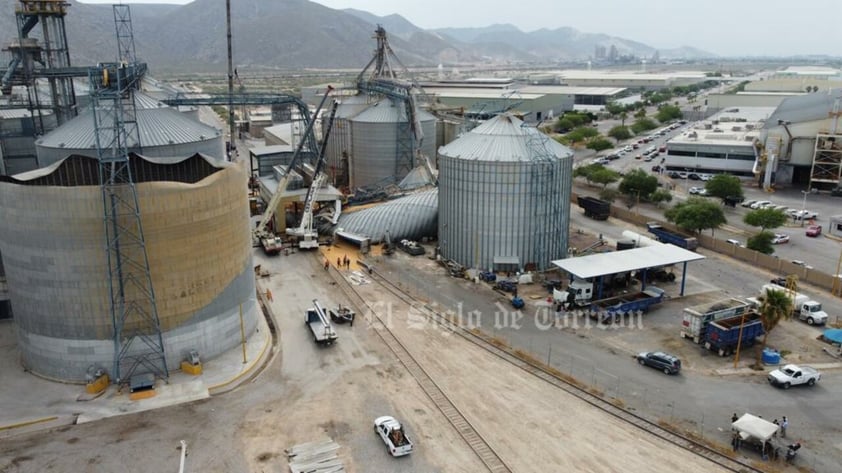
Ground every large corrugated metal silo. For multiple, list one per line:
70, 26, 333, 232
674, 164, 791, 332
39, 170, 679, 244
323, 94, 370, 184
0, 154, 258, 382
35, 93, 224, 166
438, 113, 573, 271
349, 99, 437, 188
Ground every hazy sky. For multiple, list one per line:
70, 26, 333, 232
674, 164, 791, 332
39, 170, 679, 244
78, 0, 841, 57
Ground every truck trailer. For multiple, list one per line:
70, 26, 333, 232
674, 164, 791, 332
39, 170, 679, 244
703, 311, 764, 356
681, 297, 753, 343
759, 284, 828, 325
646, 222, 699, 250
577, 196, 611, 220
306, 299, 338, 345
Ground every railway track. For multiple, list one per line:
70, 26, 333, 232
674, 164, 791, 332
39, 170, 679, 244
329, 267, 512, 473
363, 267, 765, 473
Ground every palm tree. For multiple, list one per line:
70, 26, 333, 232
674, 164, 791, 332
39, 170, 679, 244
619, 111, 628, 127
755, 288, 793, 365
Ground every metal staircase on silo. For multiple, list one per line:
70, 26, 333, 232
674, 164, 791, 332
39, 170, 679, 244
89, 5, 167, 386
522, 119, 560, 268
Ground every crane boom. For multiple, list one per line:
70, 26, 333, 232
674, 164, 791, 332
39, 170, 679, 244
254, 86, 333, 241
287, 99, 340, 249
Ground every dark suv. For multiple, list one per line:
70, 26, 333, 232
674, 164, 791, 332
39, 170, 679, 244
637, 351, 681, 375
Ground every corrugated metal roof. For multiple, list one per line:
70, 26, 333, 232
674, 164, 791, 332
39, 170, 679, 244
36, 106, 221, 150
551, 243, 704, 279
438, 113, 572, 163
351, 99, 435, 124
335, 189, 437, 243
765, 89, 842, 127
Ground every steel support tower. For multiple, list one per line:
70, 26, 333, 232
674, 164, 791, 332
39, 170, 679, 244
89, 5, 167, 385
7, 0, 77, 129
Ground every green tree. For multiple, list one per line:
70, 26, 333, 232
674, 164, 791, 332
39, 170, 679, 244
589, 167, 621, 188
744, 208, 788, 231
605, 102, 624, 116
608, 125, 632, 141
746, 231, 774, 254
755, 287, 793, 366
649, 188, 673, 208
586, 137, 614, 152
634, 108, 647, 119
566, 126, 600, 144
705, 174, 744, 201
619, 169, 658, 200
656, 105, 683, 123
555, 117, 575, 132
664, 198, 727, 234
619, 111, 628, 127
573, 163, 605, 185
630, 118, 658, 134
599, 188, 619, 202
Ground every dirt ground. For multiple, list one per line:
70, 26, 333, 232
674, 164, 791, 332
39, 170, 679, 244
350, 277, 730, 472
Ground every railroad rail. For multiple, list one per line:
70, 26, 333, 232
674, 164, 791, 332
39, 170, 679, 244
364, 267, 765, 473
328, 266, 512, 473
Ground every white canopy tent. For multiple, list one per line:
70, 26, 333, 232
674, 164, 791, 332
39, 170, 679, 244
732, 413, 779, 441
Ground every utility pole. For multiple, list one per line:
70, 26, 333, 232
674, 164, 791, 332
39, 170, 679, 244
226, 0, 235, 160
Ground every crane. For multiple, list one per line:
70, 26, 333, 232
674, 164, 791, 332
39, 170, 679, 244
251, 86, 334, 252
287, 99, 339, 249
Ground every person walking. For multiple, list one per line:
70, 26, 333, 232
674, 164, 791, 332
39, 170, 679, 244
731, 413, 739, 423
780, 416, 788, 438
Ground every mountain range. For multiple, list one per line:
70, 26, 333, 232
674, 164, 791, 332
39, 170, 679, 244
0, 0, 714, 73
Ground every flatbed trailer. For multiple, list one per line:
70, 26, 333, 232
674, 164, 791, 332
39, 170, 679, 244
588, 287, 665, 322
306, 299, 338, 345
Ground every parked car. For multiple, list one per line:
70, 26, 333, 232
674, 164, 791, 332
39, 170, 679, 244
726, 239, 744, 247
668, 171, 681, 178
831, 187, 842, 197
677, 172, 689, 179
699, 174, 713, 181
770, 277, 789, 286
689, 186, 704, 195
644, 155, 655, 162
651, 165, 664, 173
636, 351, 681, 375
632, 143, 640, 149
741, 199, 758, 208
806, 225, 822, 237
750, 200, 773, 209
635, 154, 642, 160
594, 157, 611, 165
658, 145, 667, 153
792, 260, 815, 269
724, 195, 744, 207
791, 209, 818, 220
623, 145, 633, 153
772, 233, 790, 244
688, 173, 702, 180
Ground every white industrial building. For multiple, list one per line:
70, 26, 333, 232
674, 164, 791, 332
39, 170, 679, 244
555, 70, 709, 91
664, 107, 774, 176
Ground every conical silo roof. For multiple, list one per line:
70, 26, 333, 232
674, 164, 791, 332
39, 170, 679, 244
438, 113, 572, 162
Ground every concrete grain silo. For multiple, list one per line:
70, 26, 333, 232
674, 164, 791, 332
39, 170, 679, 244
0, 154, 257, 382
438, 113, 573, 272
35, 93, 224, 166
349, 99, 436, 188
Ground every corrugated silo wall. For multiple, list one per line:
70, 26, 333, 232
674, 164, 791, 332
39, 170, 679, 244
438, 156, 571, 271
324, 116, 352, 183
351, 118, 399, 188
0, 164, 257, 382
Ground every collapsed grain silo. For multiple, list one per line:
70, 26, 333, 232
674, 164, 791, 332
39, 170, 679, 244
335, 188, 438, 244
35, 92, 224, 166
438, 113, 573, 272
0, 153, 257, 382
349, 99, 437, 189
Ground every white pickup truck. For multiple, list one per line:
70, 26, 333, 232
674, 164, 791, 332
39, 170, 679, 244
374, 416, 413, 457
768, 364, 821, 389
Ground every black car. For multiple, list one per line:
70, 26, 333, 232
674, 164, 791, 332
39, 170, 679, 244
831, 187, 842, 197
688, 173, 702, 180
637, 351, 681, 375
651, 165, 663, 173
668, 171, 681, 178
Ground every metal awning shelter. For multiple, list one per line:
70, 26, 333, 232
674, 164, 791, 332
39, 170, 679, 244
551, 243, 705, 296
